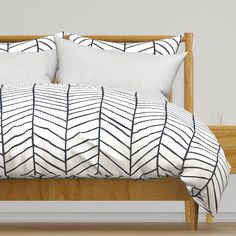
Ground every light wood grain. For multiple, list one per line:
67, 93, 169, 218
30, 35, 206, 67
185, 201, 191, 223
189, 198, 199, 230
206, 213, 214, 224
0, 35, 185, 42
1, 223, 236, 236
209, 125, 236, 173
0, 177, 191, 201
0, 35, 46, 42
209, 125, 236, 131
168, 90, 173, 103
184, 33, 194, 112
78, 35, 184, 42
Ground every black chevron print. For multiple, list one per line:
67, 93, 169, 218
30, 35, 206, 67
68, 34, 182, 55
0, 83, 230, 216
0, 85, 6, 177
0, 32, 64, 53
32, 84, 36, 175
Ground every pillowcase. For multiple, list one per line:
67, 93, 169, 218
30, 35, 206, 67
0, 51, 57, 84
0, 32, 64, 53
55, 37, 186, 97
68, 33, 182, 55
0, 33, 64, 84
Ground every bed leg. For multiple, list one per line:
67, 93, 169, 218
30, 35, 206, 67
206, 213, 214, 224
189, 198, 199, 231
185, 201, 191, 223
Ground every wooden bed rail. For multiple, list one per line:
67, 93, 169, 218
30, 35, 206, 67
0, 34, 186, 42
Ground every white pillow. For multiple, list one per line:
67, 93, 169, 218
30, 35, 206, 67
68, 33, 182, 55
55, 37, 186, 97
0, 33, 64, 84
0, 51, 57, 84
0, 32, 64, 52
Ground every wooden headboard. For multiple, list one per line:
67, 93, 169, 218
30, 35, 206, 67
0, 32, 194, 112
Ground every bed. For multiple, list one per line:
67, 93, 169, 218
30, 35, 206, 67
0, 33, 229, 231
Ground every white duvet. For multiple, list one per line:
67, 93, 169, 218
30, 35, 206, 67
0, 83, 230, 215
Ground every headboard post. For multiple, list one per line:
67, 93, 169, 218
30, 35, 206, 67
184, 32, 194, 113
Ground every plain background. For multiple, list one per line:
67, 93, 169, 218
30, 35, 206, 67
0, 0, 235, 220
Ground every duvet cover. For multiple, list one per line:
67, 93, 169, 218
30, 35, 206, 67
0, 84, 230, 215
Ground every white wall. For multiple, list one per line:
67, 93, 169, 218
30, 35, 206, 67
0, 0, 235, 221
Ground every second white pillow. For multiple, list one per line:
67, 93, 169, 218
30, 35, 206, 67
55, 36, 186, 97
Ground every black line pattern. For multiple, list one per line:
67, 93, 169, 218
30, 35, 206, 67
68, 34, 182, 55
129, 92, 138, 176
0, 84, 230, 215
96, 87, 104, 175
32, 84, 36, 175
0, 32, 64, 53
0, 85, 6, 177
156, 100, 168, 177
64, 84, 71, 175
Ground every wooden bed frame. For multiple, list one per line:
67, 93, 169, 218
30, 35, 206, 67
0, 33, 198, 230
